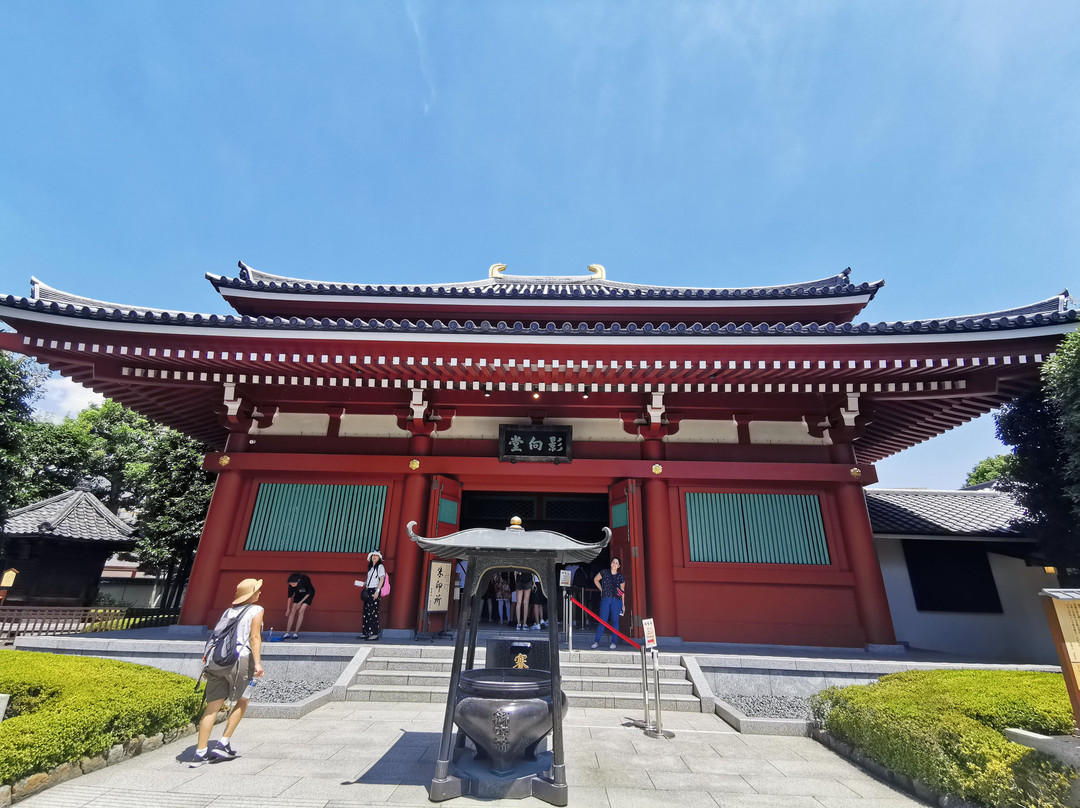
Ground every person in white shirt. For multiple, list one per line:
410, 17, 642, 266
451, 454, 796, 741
189, 578, 264, 767
360, 551, 386, 641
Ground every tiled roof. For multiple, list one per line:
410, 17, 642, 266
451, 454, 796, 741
4, 489, 136, 544
207, 262, 885, 302
865, 488, 1027, 538
3, 282, 1075, 338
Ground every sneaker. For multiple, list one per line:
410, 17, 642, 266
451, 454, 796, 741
368, 634, 380, 642
516, 624, 523, 631
211, 741, 236, 761
609, 643, 617, 650
590, 642, 598, 649
531, 624, 541, 631
189, 750, 209, 768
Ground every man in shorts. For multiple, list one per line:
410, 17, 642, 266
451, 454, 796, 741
189, 578, 265, 767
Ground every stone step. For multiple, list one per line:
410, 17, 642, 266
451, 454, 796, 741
361, 656, 685, 679
366, 646, 683, 666
561, 675, 693, 694
352, 668, 693, 695
565, 691, 702, 712
345, 684, 700, 712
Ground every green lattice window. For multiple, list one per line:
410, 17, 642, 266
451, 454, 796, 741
245, 483, 387, 553
686, 492, 830, 565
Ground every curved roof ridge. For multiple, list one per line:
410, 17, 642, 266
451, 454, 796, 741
30, 277, 197, 318
929, 294, 1070, 321
210, 262, 883, 297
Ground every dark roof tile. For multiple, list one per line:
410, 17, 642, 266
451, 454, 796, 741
865, 488, 1026, 537
5, 489, 135, 543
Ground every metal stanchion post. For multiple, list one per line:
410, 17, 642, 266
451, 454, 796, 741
644, 648, 674, 739
631, 645, 653, 732
641, 645, 652, 729
566, 593, 573, 651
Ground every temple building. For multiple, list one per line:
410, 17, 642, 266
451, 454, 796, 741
1, 263, 1075, 648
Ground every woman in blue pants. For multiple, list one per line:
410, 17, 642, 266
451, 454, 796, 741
591, 557, 625, 649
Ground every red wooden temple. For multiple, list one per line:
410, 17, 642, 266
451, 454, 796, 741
2, 262, 1075, 646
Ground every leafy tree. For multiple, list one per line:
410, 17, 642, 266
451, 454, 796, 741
11, 418, 93, 507
0, 352, 46, 536
964, 454, 1014, 487
1043, 329, 1080, 516
131, 428, 214, 609
75, 400, 156, 513
994, 331, 1080, 566
0, 359, 214, 606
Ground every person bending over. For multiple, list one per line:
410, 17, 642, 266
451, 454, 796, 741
283, 572, 314, 639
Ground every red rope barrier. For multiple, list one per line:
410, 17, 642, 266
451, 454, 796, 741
569, 596, 641, 650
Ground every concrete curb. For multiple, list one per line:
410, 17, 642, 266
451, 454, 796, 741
3, 722, 200, 806
332, 645, 375, 700
713, 697, 810, 736
679, 655, 714, 714
245, 686, 336, 719
246, 645, 376, 718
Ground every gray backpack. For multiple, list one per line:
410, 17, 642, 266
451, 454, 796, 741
203, 605, 251, 675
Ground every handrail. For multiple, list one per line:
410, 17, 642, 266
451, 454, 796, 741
569, 596, 641, 650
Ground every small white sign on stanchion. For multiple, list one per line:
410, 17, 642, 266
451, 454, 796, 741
559, 569, 572, 587
642, 617, 658, 649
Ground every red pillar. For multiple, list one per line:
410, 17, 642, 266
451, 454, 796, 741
179, 469, 244, 627
835, 482, 896, 644
641, 438, 678, 636
388, 434, 432, 630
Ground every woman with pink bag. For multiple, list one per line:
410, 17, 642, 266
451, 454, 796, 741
358, 550, 386, 641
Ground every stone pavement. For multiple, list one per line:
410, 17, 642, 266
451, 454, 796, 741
16, 702, 924, 808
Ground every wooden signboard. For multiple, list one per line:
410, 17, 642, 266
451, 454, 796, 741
1041, 589, 1080, 729
426, 561, 453, 613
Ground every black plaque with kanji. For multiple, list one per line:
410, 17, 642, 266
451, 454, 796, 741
498, 425, 573, 464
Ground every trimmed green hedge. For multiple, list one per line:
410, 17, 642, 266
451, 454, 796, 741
0, 649, 204, 785
810, 669, 1077, 808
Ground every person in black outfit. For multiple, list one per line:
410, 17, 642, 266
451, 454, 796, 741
514, 568, 533, 630
284, 572, 315, 639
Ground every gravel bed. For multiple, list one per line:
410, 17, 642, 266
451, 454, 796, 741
249, 678, 335, 703
720, 693, 811, 720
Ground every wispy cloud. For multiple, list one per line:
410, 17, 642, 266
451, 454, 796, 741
35, 375, 103, 422
404, 0, 437, 113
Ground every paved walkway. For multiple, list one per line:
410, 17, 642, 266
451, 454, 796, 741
18, 702, 923, 808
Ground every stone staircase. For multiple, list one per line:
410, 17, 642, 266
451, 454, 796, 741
347, 643, 702, 711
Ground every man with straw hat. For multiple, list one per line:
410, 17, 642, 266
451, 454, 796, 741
189, 578, 265, 767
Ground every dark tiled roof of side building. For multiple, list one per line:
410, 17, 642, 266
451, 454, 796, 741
865, 487, 1026, 538
4, 489, 136, 543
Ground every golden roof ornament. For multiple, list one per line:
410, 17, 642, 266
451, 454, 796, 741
587, 264, 606, 280
488, 263, 507, 278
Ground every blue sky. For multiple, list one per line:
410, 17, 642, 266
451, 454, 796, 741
2, 2, 1077, 489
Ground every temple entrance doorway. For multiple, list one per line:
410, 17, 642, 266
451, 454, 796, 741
458, 491, 610, 629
